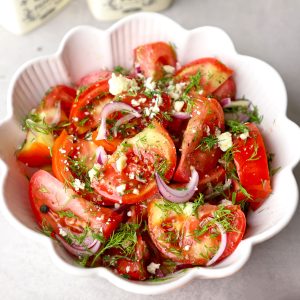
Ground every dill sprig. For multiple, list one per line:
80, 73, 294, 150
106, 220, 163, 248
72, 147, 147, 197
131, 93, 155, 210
91, 223, 139, 266
155, 199, 184, 215
226, 120, 249, 134
197, 135, 218, 151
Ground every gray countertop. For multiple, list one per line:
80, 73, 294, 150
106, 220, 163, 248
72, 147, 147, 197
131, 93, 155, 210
0, 0, 299, 299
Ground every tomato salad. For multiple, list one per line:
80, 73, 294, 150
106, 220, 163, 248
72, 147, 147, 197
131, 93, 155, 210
16, 42, 273, 280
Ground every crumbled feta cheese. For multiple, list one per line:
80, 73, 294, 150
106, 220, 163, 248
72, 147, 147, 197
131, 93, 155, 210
88, 163, 101, 182
217, 132, 233, 152
131, 99, 140, 107
239, 130, 249, 140
125, 266, 130, 273
59, 227, 67, 237
116, 184, 126, 195
184, 245, 190, 251
163, 65, 175, 74
115, 154, 127, 173
108, 73, 136, 95
59, 148, 66, 154
132, 188, 139, 195
73, 178, 85, 191
144, 77, 156, 90
174, 101, 185, 112
114, 203, 120, 209
147, 262, 160, 275
127, 211, 132, 217
128, 172, 135, 180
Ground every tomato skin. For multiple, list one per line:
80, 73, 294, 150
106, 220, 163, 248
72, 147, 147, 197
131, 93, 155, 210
77, 70, 112, 87
52, 130, 74, 183
92, 121, 176, 204
41, 85, 76, 117
113, 235, 150, 280
148, 200, 246, 265
212, 77, 236, 101
233, 123, 272, 209
174, 97, 225, 182
134, 42, 177, 80
198, 165, 226, 193
175, 58, 233, 95
16, 130, 54, 167
29, 170, 122, 238
69, 80, 113, 134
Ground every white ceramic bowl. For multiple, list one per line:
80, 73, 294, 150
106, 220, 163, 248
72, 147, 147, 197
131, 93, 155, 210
0, 12, 300, 295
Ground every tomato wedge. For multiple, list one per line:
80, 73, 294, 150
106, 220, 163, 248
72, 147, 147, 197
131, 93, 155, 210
148, 199, 246, 265
29, 170, 122, 239
233, 123, 272, 209
174, 97, 225, 182
16, 130, 54, 167
134, 42, 177, 80
69, 80, 113, 134
92, 121, 176, 204
77, 70, 112, 87
175, 58, 233, 95
212, 77, 236, 101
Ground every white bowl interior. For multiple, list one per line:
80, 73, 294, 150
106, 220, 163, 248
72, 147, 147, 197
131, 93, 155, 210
0, 13, 299, 295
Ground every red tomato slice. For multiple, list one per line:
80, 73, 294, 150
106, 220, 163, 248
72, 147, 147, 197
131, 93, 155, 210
233, 123, 272, 209
112, 235, 150, 280
174, 97, 225, 182
52, 130, 74, 183
175, 58, 233, 95
148, 200, 246, 265
29, 170, 122, 239
69, 80, 113, 134
41, 85, 76, 117
198, 165, 226, 193
134, 42, 177, 80
92, 121, 176, 204
77, 70, 112, 87
16, 130, 53, 167
212, 77, 236, 101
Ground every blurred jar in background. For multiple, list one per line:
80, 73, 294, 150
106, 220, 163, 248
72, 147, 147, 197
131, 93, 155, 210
87, 0, 173, 21
0, 0, 71, 35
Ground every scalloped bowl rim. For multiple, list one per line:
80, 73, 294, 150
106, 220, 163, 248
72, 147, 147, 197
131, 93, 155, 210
0, 12, 299, 295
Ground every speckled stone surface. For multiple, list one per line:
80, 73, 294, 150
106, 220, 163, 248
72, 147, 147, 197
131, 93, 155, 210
0, 1, 300, 299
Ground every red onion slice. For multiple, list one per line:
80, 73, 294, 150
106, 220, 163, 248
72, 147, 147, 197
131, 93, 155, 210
155, 168, 199, 203
172, 112, 191, 119
206, 220, 227, 266
55, 234, 101, 257
224, 112, 249, 123
96, 102, 141, 141
113, 113, 137, 137
220, 97, 231, 107
96, 146, 108, 165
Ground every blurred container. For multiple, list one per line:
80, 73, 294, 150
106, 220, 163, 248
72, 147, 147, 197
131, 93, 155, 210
0, 0, 71, 35
87, 0, 173, 21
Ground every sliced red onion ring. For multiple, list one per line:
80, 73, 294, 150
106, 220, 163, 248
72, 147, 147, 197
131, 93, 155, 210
113, 113, 137, 137
96, 102, 141, 141
55, 234, 101, 257
155, 168, 199, 203
172, 111, 191, 119
96, 146, 108, 165
206, 220, 227, 266
220, 97, 231, 107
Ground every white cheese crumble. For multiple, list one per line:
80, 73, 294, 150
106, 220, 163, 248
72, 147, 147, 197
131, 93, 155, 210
132, 188, 139, 195
116, 184, 126, 195
125, 266, 130, 273
114, 203, 120, 209
108, 73, 137, 95
73, 178, 85, 191
174, 101, 185, 112
217, 132, 233, 152
88, 163, 101, 182
144, 77, 156, 91
239, 130, 249, 140
163, 65, 175, 74
115, 154, 127, 173
127, 211, 132, 217
59, 227, 67, 237
184, 245, 191, 251
147, 262, 160, 275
